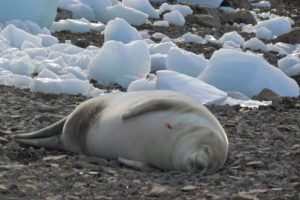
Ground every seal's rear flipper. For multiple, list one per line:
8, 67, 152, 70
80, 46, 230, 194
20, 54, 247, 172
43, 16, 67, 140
13, 135, 64, 150
12, 117, 67, 150
13, 117, 66, 139
118, 157, 156, 171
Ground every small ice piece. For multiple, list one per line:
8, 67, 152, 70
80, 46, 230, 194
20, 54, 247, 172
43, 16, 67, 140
0, 40, 10, 53
156, 70, 228, 105
170, 5, 193, 17
251, 1, 271, 8
166, 47, 208, 77
281, 63, 300, 77
63, 73, 79, 80
198, 48, 299, 97
79, 0, 112, 22
9, 55, 35, 76
278, 56, 300, 77
127, 76, 157, 92
48, 43, 85, 55
87, 40, 151, 88
149, 0, 167, 2
255, 17, 292, 40
278, 56, 300, 71
23, 47, 48, 59
176, 0, 223, 8
0, 58, 10, 70
51, 18, 100, 33
139, 30, 150, 40
163, 11, 185, 27
275, 43, 297, 54
32, 78, 102, 97
242, 24, 256, 34
143, 39, 155, 45
267, 44, 287, 55
104, 18, 142, 43
38, 34, 59, 47
91, 22, 106, 32
62, 66, 87, 80
160, 37, 173, 43
1, 24, 42, 48
148, 42, 177, 54
293, 45, 300, 54
152, 32, 168, 40
47, 52, 91, 70
0, 72, 33, 89
151, 53, 167, 72
179, 32, 207, 44
226, 91, 251, 101
59, 2, 95, 21
153, 21, 169, 27
219, 31, 245, 47
159, 3, 172, 13
106, 4, 148, 26
123, 0, 159, 19
38, 68, 59, 79
3, 20, 46, 35
12, 74, 33, 89
223, 97, 271, 108
205, 34, 220, 44
33, 58, 64, 74
159, 3, 193, 17
67, 53, 93, 70
21, 41, 39, 50
243, 37, 268, 52
223, 41, 242, 49
256, 27, 273, 40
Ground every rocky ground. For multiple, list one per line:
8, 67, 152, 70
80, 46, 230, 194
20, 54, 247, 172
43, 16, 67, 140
1, 0, 300, 199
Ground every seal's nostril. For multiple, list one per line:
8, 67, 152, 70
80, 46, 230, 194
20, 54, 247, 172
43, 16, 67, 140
203, 145, 210, 155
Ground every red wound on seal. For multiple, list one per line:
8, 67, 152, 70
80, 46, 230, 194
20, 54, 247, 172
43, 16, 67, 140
165, 123, 172, 129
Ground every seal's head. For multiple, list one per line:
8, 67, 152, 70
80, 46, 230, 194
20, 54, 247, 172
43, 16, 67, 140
171, 124, 228, 174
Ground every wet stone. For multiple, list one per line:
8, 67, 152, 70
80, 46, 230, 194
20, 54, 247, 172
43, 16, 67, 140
0, 185, 9, 194
148, 185, 170, 197
0, 137, 9, 144
246, 161, 264, 167
235, 177, 254, 189
0, 0, 300, 198
181, 185, 197, 191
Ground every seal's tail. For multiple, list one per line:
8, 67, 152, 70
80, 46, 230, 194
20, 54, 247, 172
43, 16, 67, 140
12, 117, 67, 150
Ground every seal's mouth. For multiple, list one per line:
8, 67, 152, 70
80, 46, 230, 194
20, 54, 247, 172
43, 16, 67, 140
170, 126, 227, 173
188, 148, 209, 173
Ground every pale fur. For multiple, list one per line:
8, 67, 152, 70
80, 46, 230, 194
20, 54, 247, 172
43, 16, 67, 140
14, 91, 228, 173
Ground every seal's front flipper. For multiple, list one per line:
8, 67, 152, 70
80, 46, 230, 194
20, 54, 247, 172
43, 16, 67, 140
12, 117, 67, 150
121, 98, 184, 119
118, 157, 156, 171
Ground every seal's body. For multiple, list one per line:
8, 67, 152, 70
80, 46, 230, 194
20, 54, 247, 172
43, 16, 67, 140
14, 91, 228, 174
